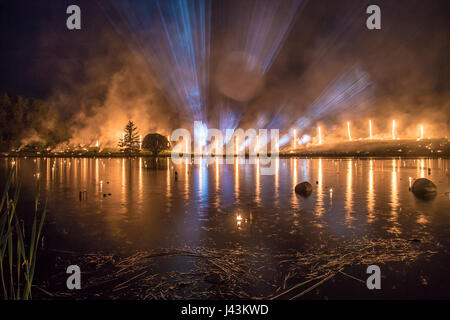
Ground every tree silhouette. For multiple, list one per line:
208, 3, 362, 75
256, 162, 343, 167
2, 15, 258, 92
118, 121, 140, 154
142, 133, 170, 156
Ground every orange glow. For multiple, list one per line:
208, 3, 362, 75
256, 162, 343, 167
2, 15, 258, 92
293, 129, 297, 149
236, 215, 242, 227
318, 126, 322, 145
369, 120, 372, 139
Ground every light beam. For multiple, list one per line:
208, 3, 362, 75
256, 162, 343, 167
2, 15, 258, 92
392, 120, 396, 140
318, 126, 322, 145
347, 121, 352, 141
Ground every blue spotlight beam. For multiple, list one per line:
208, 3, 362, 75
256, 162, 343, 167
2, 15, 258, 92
275, 66, 373, 148
99, 0, 211, 122
295, 66, 372, 129
217, 0, 303, 133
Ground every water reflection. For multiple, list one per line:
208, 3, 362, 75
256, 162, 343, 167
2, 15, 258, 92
138, 158, 143, 205
274, 157, 279, 205
315, 158, 324, 216
345, 159, 354, 225
234, 158, 239, 202
255, 158, 261, 205
291, 158, 298, 206
367, 159, 375, 223
389, 159, 400, 235
1, 157, 448, 253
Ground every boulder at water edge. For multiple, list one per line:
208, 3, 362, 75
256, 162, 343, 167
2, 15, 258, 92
295, 182, 313, 197
411, 178, 437, 199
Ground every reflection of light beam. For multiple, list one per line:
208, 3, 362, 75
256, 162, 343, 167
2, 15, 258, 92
256, 158, 260, 205
345, 159, 353, 224
390, 159, 399, 234
292, 158, 298, 205
235, 158, 239, 201
368, 159, 374, 222
215, 157, 219, 191
420, 159, 425, 178
316, 158, 324, 216
275, 157, 279, 202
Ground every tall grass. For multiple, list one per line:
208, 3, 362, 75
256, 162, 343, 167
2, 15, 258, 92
0, 165, 46, 300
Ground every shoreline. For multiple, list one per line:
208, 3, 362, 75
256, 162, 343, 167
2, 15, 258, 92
1, 152, 449, 159
3, 139, 448, 159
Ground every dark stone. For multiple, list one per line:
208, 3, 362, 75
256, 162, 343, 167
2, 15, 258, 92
295, 182, 313, 197
411, 178, 437, 199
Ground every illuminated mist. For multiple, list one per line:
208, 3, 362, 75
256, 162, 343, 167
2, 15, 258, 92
4, 0, 447, 149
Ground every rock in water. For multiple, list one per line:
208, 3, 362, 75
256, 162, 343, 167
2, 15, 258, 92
295, 182, 313, 197
411, 178, 437, 199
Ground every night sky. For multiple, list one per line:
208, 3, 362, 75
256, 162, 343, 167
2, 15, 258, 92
0, 0, 448, 142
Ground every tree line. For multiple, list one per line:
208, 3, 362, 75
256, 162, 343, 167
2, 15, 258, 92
0, 93, 170, 155
0, 93, 70, 151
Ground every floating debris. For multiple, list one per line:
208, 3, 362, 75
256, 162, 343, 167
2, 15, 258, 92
41, 236, 437, 300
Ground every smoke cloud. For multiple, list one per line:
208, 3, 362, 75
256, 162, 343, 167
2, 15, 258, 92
3, 0, 447, 147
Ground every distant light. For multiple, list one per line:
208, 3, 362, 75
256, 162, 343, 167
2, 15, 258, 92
236, 214, 243, 227
300, 134, 311, 145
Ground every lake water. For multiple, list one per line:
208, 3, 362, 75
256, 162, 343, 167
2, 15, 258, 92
1, 157, 450, 298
